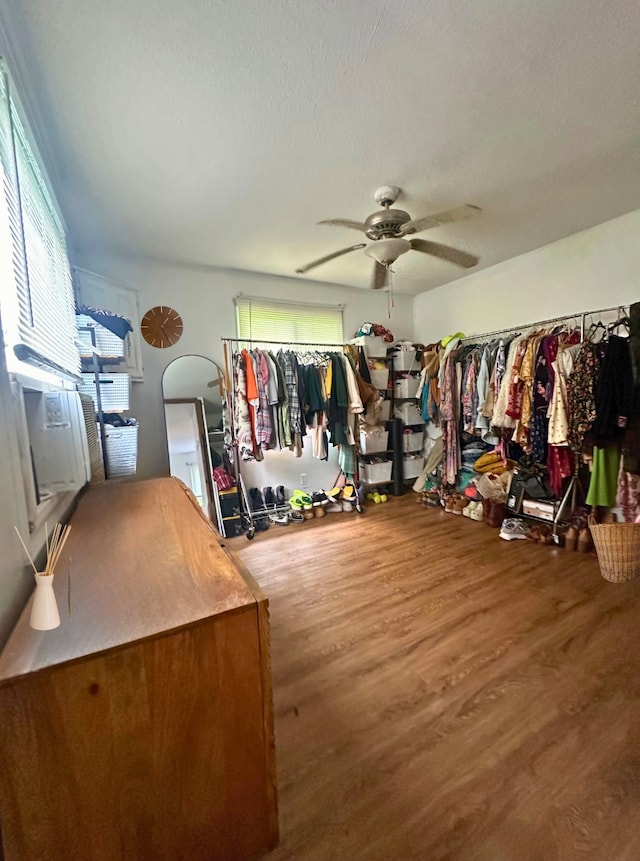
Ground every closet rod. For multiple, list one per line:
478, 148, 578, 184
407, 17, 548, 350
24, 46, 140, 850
221, 337, 345, 348
459, 302, 629, 343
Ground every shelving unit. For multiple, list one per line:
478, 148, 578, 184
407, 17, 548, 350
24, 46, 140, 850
357, 351, 396, 492
391, 349, 425, 485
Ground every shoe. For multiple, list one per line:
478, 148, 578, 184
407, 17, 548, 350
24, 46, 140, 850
499, 518, 529, 541
274, 485, 286, 506
564, 525, 578, 551
312, 491, 329, 507
314, 504, 326, 518
289, 511, 305, 524
577, 527, 592, 553
469, 503, 484, 522
343, 498, 356, 512
249, 487, 265, 511
302, 506, 315, 520
342, 485, 354, 500
463, 500, 475, 518
325, 486, 342, 500
263, 486, 275, 507
289, 496, 303, 511
325, 501, 342, 513
379, 493, 388, 503
269, 511, 289, 526
444, 495, 456, 514
291, 489, 313, 507
453, 497, 470, 516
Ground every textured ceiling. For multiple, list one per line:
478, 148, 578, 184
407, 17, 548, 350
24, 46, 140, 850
1, 0, 639, 294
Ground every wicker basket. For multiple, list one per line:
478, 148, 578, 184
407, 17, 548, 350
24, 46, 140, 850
588, 515, 640, 583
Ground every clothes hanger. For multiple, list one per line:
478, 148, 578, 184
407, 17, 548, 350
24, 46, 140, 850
608, 309, 630, 336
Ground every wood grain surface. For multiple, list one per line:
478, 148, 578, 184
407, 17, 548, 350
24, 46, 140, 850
0, 477, 278, 861
231, 497, 640, 861
0, 478, 256, 682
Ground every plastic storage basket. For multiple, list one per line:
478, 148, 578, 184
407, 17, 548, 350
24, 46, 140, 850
79, 373, 131, 412
359, 427, 389, 454
402, 430, 424, 453
360, 460, 392, 484
369, 367, 389, 390
393, 351, 419, 372
100, 425, 138, 477
394, 402, 423, 425
402, 455, 424, 480
350, 335, 390, 357
77, 315, 125, 358
394, 377, 420, 399
588, 516, 640, 582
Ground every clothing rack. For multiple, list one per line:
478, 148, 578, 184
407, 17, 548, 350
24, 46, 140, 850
459, 302, 630, 344
221, 337, 345, 349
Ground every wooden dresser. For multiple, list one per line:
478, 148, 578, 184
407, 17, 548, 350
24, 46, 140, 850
0, 478, 278, 861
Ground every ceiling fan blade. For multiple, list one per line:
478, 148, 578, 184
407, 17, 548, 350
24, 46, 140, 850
318, 219, 367, 233
399, 204, 481, 236
371, 261, 388, 291
295, 243, 366, 274
410, 238, 479, 269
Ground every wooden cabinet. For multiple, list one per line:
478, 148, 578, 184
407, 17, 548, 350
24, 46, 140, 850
0, 478, 278, 861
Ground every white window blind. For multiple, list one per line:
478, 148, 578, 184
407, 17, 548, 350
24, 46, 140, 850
0, 60, 79, 378
235, 296, 343, 346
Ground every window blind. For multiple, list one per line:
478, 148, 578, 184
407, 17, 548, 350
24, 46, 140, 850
235, 296, 343, 346
0, 60, 79, 378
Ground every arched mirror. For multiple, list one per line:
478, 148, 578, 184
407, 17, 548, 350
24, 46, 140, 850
162, 355, 226, 524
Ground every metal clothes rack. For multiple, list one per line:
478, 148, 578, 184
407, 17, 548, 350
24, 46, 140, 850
457, 301, 631, 540
221, 337, 346, 349
459, 302, 630, 344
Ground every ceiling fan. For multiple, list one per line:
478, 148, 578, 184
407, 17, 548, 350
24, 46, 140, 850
295, 186, 481, 290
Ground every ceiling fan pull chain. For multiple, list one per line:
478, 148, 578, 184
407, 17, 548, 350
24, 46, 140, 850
387, 265, 394, 319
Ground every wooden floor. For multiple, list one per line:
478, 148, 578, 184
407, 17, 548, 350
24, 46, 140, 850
228, 495, 640, 861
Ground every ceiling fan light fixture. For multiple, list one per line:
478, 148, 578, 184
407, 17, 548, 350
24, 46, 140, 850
364, 237, 411, 266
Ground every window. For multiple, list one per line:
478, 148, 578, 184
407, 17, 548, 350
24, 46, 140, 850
0, 59, 79, 379
235, 295, 343, 346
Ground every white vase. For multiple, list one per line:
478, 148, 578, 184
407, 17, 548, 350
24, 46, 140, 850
30, 572, 61, 631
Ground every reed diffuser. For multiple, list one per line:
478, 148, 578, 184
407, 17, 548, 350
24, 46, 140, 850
15, 522, 72, 631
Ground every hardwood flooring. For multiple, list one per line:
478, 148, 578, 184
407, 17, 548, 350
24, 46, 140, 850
228, 495, 640, 861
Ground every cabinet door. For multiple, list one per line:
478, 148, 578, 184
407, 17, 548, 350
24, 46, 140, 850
74, 268, 144, 381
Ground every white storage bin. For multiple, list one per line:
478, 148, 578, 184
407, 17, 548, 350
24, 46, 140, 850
79, 373, 131, 412
350, 335, 390, 358
402, 455, 424, 480
359, 427, 389, 454
393, 350, 419, 373
402, 429, 424, 453
377, 399, 390, 422
394, 377, 420, 399
369, 367, 389, 390
395, 402, 423, 425
100, 425, 138, 477
360, 459, 392, 484
77, 315, 125, 358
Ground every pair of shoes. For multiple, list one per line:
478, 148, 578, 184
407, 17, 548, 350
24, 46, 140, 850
269, 511, 290, 526
453, 496, 470, 515
499, 518, 530, 541
289, 489, 313, 513
444, 495, 456, 513
463, 500, 484, 521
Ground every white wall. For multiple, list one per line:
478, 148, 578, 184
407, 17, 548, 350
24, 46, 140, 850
72, 253, 414, 493
413, 210, 640, 342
